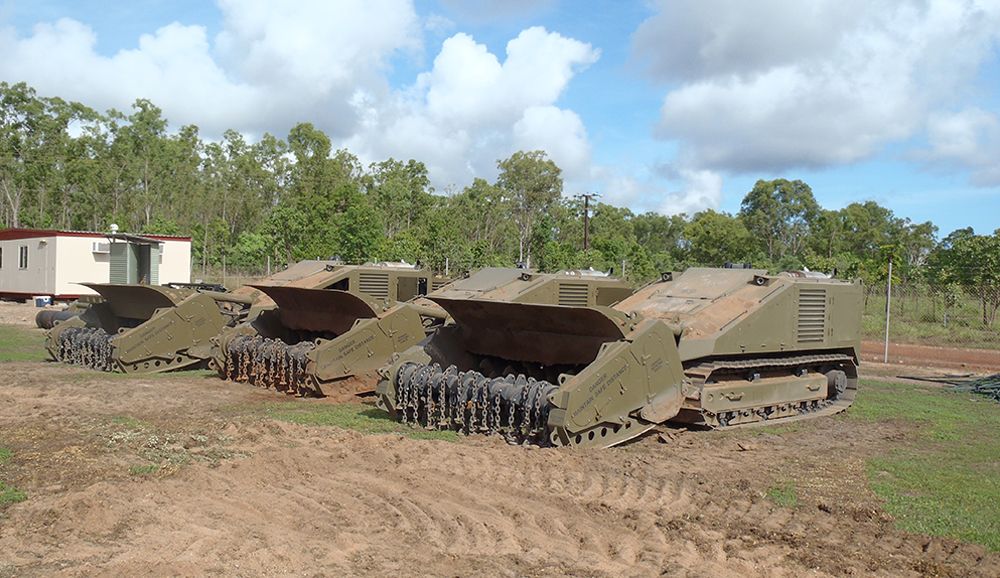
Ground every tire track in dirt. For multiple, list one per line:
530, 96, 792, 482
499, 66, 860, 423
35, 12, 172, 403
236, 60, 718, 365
2, 377, 1000, 578
4, 420, 996, 577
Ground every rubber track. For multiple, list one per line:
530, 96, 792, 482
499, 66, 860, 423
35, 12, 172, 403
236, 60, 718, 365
686, 352, 858, 429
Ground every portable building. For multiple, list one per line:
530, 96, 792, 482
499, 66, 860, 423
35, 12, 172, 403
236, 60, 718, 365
0, 228, 191, 300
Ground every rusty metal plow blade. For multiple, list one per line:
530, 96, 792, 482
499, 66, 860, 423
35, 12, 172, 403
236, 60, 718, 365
427, 297, 627, 366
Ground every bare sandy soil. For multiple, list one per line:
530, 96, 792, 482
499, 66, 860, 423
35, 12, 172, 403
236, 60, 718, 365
0, 301, 49, 327
861, 340, 1000, 372
1, 354, 998, 577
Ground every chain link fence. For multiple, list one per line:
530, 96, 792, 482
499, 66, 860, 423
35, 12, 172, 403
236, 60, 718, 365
864, 277, 1000, 352
194, 265, 270, 291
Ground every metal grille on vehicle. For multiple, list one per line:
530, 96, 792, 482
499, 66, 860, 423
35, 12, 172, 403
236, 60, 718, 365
558, 283, 589, 307
359, 272, 390, 300
797, 288, 827, 343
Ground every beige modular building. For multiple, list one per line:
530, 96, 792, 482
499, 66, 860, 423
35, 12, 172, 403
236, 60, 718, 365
0, 228, 191, 300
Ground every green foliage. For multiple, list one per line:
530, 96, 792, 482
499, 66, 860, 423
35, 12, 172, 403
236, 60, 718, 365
0, 447, 25, 506
267, 402, 458, 441
683, 209, 756, 266
335, 199, 383, 263
228, 231, 274, 269
110, 415, 149, 430
129, 464, 160, 476
740, 178, 819, 261
496, 150, 562, 268
766, 482, 799, 508
850, 380, 1000, 550
926, 229, 1000, 327
0, 482, 26, 506
861, 286, 1000, 349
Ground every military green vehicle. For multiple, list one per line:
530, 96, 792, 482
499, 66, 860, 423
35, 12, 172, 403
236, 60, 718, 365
211, 262, 451, 396
45, 260, 347, 373
34, 283, 227, 330
376, 267, 862, 448
215, 267, 634, 398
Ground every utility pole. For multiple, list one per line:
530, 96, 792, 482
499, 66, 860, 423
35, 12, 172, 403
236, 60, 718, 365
575, 192, 600, 251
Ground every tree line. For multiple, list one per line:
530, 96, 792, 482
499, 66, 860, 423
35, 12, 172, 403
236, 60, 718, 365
1, 82, 997, 324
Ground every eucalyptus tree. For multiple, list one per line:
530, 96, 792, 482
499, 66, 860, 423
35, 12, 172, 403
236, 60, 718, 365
496, 150, 562, 268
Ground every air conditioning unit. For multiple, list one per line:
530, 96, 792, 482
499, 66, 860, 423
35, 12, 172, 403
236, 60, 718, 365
91, 241, 110, 254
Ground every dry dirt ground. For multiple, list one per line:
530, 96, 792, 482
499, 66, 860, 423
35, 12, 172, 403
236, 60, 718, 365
0, 308, 998, 576
861, 340, 1000, 372
0, 301, 46, 327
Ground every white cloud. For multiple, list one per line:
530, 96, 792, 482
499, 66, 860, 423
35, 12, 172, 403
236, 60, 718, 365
0, 18, 260, 130
633, 0, 868, 82
214, 0, 418, 89
347, 26, 599, 187
0, 0, 421, 136
587, 164, 723, 217
634, 0, 1000, 174
0, 8, 598, 194
512, 106, 590, 177
658, 169, 723, 216
920, 108, 1000, 186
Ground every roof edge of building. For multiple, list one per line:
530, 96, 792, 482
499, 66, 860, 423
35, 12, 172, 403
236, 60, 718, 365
0, 228, 191, 242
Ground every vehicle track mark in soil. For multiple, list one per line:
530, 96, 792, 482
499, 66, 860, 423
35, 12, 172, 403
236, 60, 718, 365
3, 422, 998, 577
1, 357, 999, 577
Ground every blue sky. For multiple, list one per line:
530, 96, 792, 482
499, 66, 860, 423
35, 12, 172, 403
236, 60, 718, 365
2, 0, 999, 237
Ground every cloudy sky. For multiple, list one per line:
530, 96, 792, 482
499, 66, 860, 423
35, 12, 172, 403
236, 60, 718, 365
2, 0, 999, 235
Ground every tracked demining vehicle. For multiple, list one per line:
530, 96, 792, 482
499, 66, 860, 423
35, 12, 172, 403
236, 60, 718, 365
210, 262, 451, 396
215, 267, 634, 397
44, 260, 376, 373
376, 267, 863, 448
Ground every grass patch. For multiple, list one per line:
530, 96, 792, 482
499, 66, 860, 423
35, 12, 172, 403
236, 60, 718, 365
766, 482, 799, 508
0, 447, 26, 506
850, 380, 996, 441
862, 291, 1000, 350
267, 402, 459, 442
0, 482, 26, 505
0, 326, 45, 362
851, 380, 1000, 551
128, 464, 160, 476
110, 415, 148, 430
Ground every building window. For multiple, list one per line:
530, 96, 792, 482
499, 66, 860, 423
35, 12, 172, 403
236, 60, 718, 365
18, 245, 28, 269
0, 247, 3, 269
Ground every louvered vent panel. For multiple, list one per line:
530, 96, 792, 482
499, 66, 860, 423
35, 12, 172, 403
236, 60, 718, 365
432, 279, 450, 291
359, 272, 390, 300
797, 288, 827, 343
558, 283, 590, 307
